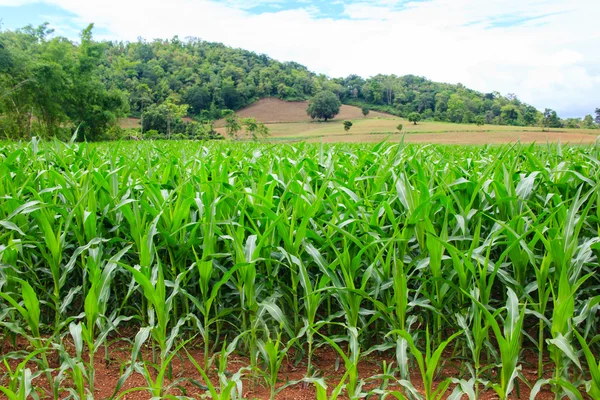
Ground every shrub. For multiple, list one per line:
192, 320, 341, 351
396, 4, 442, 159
343, 120, 353, 132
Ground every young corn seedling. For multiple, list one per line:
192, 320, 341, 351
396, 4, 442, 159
308, 372, 355, 400
456, 290, 491, 397
469, 288, 526, 400
186, 336, 249, 400
279, 246, 330, 375
256, 323, 304, 400
0, 278, 57, 397
0, 366, 37, 400
67, 245, 131, 395
119, 261, 192, 398
315, 325, 364, 399
387, 329, 462, 400
1, 350, 43, 399
185, 249, 245, 370
546, 265, 592, 399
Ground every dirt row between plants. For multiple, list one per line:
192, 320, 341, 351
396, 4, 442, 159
1, 337, 564, 400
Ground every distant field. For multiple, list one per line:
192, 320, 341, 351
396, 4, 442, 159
121, 99, 600, 144
217, 117, 600, 144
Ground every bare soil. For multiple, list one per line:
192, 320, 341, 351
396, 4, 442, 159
0, 338, 566, 400
214, 98, 395, 127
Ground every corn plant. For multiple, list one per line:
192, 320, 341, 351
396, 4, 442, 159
0, 278, 56, 396
387, 329, 462, 400
470, 288, 526, 400
0, 350, 42, 399
186, 338, 249, 400
118, 261, 192, 397
0, 367, 37, 400
0, 140, 599, 399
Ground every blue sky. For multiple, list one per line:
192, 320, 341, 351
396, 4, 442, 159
1, 0, 598, 117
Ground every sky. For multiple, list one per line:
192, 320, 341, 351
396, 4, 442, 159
1, 0, 599, 118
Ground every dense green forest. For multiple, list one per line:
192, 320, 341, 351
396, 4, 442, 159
1, 24, 598, 140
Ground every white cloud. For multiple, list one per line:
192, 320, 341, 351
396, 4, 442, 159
4, 0, 600, 116
0, 0, 37, 5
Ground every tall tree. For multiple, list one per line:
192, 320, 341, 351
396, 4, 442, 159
583, 115, 597, 129
542, 108, 561, 131
408, 112, 421, 125
307, 90, 341, 121
68, 24, 129, 140
133, 83, 153, 135
501, 105, 520, 126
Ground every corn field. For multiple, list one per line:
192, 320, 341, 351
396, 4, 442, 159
0, 139, 599, 400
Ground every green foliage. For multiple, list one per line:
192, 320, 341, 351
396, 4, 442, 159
564, 118, 581, 129
1, 24, 564, 139
362, 106, 370, 117
0, 24, 128, 140
343, 120, 353, 132
408, 112, 421, 124
475, 115, 485, 126
223, 110, 242, 139
583, 114, 597, 129
501, 104, 520, 126
0, 140, 599, 398
307, 90, 341, 121
396, 123, 403, 132
142, 100, 188, 135
242, 117, 270, 140
542, 108, 561, 130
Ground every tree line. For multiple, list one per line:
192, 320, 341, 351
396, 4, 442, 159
1, 24, 598, 140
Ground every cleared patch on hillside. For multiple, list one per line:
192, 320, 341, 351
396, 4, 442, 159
119, 117, 141, 129
214, 98, 395, 127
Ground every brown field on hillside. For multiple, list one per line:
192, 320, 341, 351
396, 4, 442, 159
214, 98, 394, 126
119, 117, 141, 129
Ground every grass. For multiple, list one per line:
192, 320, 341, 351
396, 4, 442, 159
0, 138, 599, 399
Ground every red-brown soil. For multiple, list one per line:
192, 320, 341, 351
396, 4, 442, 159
0, 337, 569, 400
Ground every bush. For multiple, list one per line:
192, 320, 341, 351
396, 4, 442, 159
343, 120, 353, 132
171, 133, 188, 141
144, 129, 162, 140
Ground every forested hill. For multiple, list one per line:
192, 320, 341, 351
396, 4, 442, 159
2, 24, 593, 140
99, 35, 546, 126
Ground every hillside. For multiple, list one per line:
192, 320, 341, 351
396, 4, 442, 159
214, 98, 394, 126
3, 24, 596, 140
